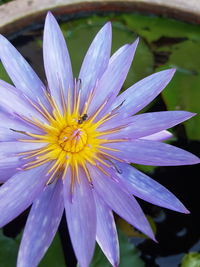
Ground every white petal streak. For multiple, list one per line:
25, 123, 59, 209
106, 162, 189, 213
88, 164, 155, 240
88, 39, 139, 117
141, 130, 173, 141
43, 12, 73, 111
17, 179, 64, 267
0, 163, 50, 227
112, 68, 176, 119
0, 34, 46, 103
63, 169, 96, 267
79, 22, 112, 111
0, 80, 46, 123
94, 192, 119, 267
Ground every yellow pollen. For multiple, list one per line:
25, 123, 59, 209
59, 126, 87, 153
16, 82, 125, 189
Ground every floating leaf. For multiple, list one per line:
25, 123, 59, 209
181, 252, 200, 267
122, 14, 200, 42
158, 40, 200, 139
0, 230, 19, 267
0, 229, 65, 267
90, 229, 144, 267
60, 16, 154, 89
39, 233, 66, 267
117, 215, 157, 238
0, 62, 12, 83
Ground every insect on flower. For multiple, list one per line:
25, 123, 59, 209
78, 113, 88, 124
0, 11, 199, 267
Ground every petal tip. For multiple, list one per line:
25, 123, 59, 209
184, 209, 190, 214
46, 10, 53, 18
45, 10, 57, 25
134, 37, 140, 46
154, 237, 159, 243
101, 21, 112, 39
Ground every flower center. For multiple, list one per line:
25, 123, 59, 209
59, 126, 88, 153
16, 83, 124, 188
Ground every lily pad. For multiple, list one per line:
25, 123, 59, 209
0, 229, 65, 267
158, 40, 200, 140
0, 230, 19, 267
122, 14, 200, 42
181, 252, 200, 267
90, 229, 144, 267
0, 62, 12, 83
61, 16, 154, 90
117, 215, 157, 239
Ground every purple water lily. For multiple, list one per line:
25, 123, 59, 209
0, 11, 199, 267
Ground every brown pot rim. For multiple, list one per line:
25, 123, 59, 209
0, 0, 200, 36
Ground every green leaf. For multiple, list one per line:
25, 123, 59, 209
122, 14, 200, 42
0, 230, 19, 267
0, 63, 12, 83
117, 215, 157, 239
38, 233, 66, 267
181, 252, 200, 267
0, 229, 65, 267
159, 40, 200, 139
90, 229, 144, 267
60, 16, 154, 89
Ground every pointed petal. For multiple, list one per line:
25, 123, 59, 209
43, 12, 73, 111
111, 68, 176, 119
63, 170, 96, 267
88, 39, 139, 117
0, 157, 20, 183
0, 111, 41, 141
79, 22, 112, 111
0, 80, 46, 123
107, 162, 189, 213
88, 164, 155, 240
17, 179, 64, 267
0, 142, 45, 183
141, 130, 173, 141
105, 140, 200, 166
94, 192, 119, 266
101, 111, 194, 139
0, 35, 46, 104
0, 141, 45, 158
0, 163, 50, 227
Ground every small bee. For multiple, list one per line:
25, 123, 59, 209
78, 114, 88, 124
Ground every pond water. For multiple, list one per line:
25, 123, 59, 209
0, 11, 200, 267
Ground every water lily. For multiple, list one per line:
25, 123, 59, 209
0, 11, 199, 267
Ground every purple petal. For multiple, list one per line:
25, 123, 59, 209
63, 169, 96, 267
0, 111, 41, 141
17, 179, 64, 267
106, 162, 189, 213
94, 192, 119, 267
0, 80, 46, 123
101, 111, 194, 139
88, 164, 155, 240
0, 35, 47, 104
105, 140, 200, 166
79, 22, 112, 111
0, 141, 45, 158
0, 157, 20, 183
88, 39, 139, 117
141, 130, 173, 141
111, 68, 176, 119
0, 142, 45, 183
0, 163, 50, 227
43, 12, 73, 112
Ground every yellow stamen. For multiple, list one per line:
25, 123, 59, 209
15, 79, 125, 187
